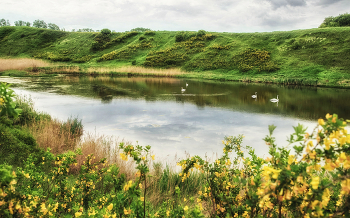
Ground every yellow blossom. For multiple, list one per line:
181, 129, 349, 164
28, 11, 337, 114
107, 203, 113, 211
311, 177, 320, 190
326, 113, 332, 119
184, 206, 188, 211
318, 119, 325, 126
151, 155, 155, 160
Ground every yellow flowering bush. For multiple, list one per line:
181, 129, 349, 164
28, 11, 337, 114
1, 113, 349, 217
179, 113, 350, 217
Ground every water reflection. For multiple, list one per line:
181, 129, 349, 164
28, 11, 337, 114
42, 76, 350, 120
1, 75, 349, 158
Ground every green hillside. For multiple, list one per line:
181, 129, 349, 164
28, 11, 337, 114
1, 26, 350, 87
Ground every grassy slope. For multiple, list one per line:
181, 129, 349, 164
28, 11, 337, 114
1, 26, 350, 87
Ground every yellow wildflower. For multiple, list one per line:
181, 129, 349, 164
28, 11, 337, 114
318, 119, 325, 126
107, 203, 113, 211
311, 176, 320, 190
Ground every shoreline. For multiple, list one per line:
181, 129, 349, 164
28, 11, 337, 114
0, 58, 349, 89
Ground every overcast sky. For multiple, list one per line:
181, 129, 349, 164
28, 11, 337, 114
1, 0, 349, 32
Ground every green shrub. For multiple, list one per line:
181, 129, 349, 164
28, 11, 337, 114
0, 83, 22, 119
0, 122, 43, 167
236, 48, 279, 72
91, 29, 112, 51
319, 13, 350, 27
196, 30, 206, 37
72, 55, 93, 63
0, 26, 15, 40
144, 31, 156, 36
130, 27, 151, 32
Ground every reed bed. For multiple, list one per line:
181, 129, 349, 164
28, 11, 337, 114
0, 58, 52, 71
85, 66, 186, 76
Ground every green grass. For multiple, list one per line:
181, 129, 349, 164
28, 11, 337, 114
1, 26, 350, 87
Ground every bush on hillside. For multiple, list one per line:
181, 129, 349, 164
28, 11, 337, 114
236, 48, 279, 72
91, 28, 112, 51
319, 13, 350, 28
0, 26, 15, 40
0, 117, 43, 167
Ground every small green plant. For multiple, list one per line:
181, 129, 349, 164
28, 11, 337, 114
0, 82, 22, 118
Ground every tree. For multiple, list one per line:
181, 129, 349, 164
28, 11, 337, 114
0, 19, 10, 27
319, 13, 350, 28
130, 27, 151, 32
76, 28, 94, 32
32, 19, 47, 28
14, 20, 30, 27
48, 23, 60, 30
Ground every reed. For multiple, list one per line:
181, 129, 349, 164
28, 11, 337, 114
0, 58, 51, 71
85, 66, 186, 76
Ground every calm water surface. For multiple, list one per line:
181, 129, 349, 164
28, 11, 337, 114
1, 75, 349, 159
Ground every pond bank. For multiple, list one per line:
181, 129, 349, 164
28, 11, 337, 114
1, 62, 349, 89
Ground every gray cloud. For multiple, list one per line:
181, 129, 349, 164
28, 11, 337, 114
1, 0, 349, 32
265, 0, 307, 9
316, 0, 344, 6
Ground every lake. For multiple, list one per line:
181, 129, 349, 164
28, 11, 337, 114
1, 75, 349, 160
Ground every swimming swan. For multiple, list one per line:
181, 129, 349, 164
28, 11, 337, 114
252, 92, 257, 99
270, 95, 279, 103
181, 87, 186, 92
186, 83, 188, 87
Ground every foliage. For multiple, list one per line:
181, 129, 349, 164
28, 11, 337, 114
179, 113, 350, 217
91, 29, 112, 51
0, 119, 43, 167
0, 19, 10, 27
48, 23, 60, 31
130, 27, 152, 32
75, 28, 94, 32
14, 20, 31, 27
144, 31, 156, 36
1, 113, 350, 217
32, 19, 48, 28
0, 82, 22, 118
61, 116, 83, 137
319, 13, 350, 28
235, 48, 279, 72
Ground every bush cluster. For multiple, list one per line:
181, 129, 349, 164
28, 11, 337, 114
319, 13, 350, 28
175, 30, 214, 43
91, 28, 112, 51
99, 40, 153, 62
92, 31, 139, 52
236, 48, 279, 72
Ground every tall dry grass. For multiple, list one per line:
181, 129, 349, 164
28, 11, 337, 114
0, 58, 52, 71
26, 118, 136, 176
86, 66, 185, 76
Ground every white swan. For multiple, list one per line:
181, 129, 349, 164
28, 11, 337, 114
270, 95, 279, 103
252, 92, 257, 99
186, 83, 188, 87
181, 87, 186, 93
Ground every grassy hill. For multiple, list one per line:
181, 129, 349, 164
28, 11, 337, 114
1, 26, 350, 87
